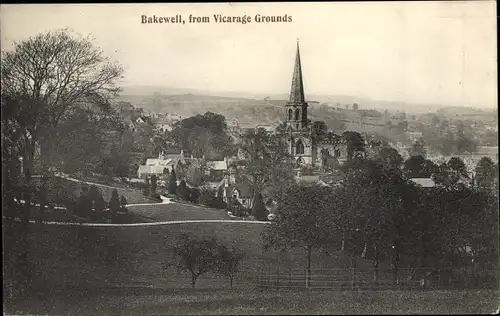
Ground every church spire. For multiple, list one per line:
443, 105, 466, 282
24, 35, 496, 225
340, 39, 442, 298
288, 40, 305, 104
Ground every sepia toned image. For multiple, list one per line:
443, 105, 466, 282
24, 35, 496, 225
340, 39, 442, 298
1, 2, 498, 315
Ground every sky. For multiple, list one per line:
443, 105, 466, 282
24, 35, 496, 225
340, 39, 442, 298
1, 2, 497, 108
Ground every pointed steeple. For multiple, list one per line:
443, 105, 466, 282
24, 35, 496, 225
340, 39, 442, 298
288, 40, 305, 104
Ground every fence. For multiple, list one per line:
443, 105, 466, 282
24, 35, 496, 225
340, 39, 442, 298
257, 267, 499, 291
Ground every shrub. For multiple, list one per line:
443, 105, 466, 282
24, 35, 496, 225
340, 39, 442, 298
189, 187, 201, 203
108, 189, 121, 213
168, 169, 178, 195
150, 192, 162, 201
251, 193, 269, 221
177, 180, 190, 201
143, 187, 150, 196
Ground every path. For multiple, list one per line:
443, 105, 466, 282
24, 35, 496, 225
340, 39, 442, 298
5, 217, 271, 227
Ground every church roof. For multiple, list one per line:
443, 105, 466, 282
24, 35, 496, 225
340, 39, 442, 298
287, 41, 306, 106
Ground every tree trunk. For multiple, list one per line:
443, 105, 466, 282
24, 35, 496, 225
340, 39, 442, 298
351, 255, 357, 290
341, 231, 345, 252
191, 274, 197, 289
373, 245, 379, 286
306, 245, 312, 289
361, 242, 368, 259
392, 245, 400, 286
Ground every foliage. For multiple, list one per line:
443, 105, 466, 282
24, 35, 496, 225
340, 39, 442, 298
403, 156, 438, 178
474, 157, 497, 192
216, 244, 245, 288
167, 112, 233, 158
199, 188, 226, 209
342, 131, 365, 161
151, 174, 158, 193
172, 233, 221, 288
251, 193, 268, 221
311, 121, 328, 142
226, 197, 247, 217
1, 29, 123, 177
176, 180, 190, 201
189, 187, 201, 203
108, 189, 121, 213
120, 195, 128, 208
239, 128, 295, 203
168, 169, 178, 195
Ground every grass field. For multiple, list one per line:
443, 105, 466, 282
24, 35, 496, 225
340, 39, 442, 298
127, 203, 229, 222
54, 176, 159, 205
19, 215, 384, 292
6, 288, 499, 315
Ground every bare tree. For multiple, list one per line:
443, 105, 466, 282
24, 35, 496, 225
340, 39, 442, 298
1, 28, 123, 179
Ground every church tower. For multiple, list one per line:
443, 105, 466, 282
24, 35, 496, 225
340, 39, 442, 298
285, 41, 313, 166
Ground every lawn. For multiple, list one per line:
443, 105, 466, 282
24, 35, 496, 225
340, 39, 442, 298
13, 217, 388, 294
6, 288, 499, 315
127, 203, 229, 222
54, 176, 159, 205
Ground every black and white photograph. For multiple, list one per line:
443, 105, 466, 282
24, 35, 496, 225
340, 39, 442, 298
1, 2, 498, 315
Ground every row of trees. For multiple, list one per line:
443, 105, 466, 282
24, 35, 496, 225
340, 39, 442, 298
262, 151, 499, 288
74, 186, 128, 221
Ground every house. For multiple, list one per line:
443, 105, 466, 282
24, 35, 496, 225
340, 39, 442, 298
205, 158, 228, 182
410, 178, 436, 188
223, 180, 252, 209
137, 150, 199, 179
150, 118, 173, 133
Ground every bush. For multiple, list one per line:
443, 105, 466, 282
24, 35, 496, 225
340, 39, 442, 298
142, 187, 150, 196
168, 169, 178, 195
189, 187, 201, 203
108, 189, 121, 213
251, 193, 269, 221
177, 180, 190, 201
150, 192, 162, 201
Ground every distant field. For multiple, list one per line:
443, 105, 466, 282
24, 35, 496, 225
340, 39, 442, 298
8, 288, 499, 315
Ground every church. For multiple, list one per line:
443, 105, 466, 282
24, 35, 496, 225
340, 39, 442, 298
284, 42, 348, 169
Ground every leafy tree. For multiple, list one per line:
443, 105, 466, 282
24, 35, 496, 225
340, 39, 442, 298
1, 29, 123, 179
251, 193, 268, 221
342, 131, 365, 161
108, 189, 121, 213
262, 183, 333, 286
120, 195, 128, 210
151, 174, 158, 193
433, 157, 471, 191
172, 233, 220, 288
311, 121, 328, 142
475, 157, 497, 192
352, 103, 359, 110
240, 128, 295, 204
94, 192, 106, 213
186, 162, 204, 187
378, 147, 403, 170
189, 187, 201, 203
168, 112, 233, 158
177, 180, 190, 201
226, 197, 246, 217
168, 168, 178, 195
216, 244, 245, 289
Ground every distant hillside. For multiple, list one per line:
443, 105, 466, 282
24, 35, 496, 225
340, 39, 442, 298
119, 85, 452, 115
